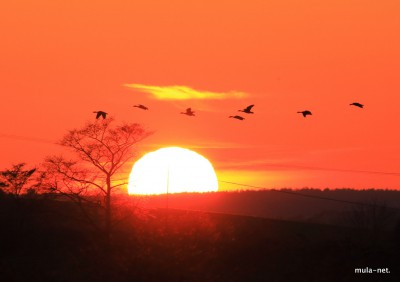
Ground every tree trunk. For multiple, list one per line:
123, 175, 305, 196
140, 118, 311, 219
105, 175, 112, 247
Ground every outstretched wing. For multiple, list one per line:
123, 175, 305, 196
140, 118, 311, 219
245, 104, 254, 111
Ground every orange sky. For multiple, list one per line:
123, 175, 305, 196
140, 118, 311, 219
1, 0, 399, 190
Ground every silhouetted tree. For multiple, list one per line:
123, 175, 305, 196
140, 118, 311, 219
0, 163, 37, 197
43, 117, 151, 243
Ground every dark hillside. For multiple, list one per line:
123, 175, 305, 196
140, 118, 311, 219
0, 194, 399, 281
139, 189, 400, 226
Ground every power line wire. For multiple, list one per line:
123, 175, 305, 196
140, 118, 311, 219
2, 132, 400, 177
261, 164, 400, 176
0, 133, 57, 145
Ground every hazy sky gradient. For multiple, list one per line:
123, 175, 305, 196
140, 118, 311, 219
1, 0, 399, 190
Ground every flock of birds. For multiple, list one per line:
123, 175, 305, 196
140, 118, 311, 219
93, 102, 364, 120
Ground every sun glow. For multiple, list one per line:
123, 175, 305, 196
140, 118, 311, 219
128, 147, 218, 195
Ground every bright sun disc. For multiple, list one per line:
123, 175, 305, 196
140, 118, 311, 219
128, 147, 218, 195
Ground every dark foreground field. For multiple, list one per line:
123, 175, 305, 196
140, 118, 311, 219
0, 192, 399, 282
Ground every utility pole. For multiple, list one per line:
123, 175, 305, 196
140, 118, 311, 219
165, 165, 170, 230
166, 165, 170, 210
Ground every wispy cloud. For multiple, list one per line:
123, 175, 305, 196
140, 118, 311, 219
124, 84, 248, 100
142, 141, 251, 150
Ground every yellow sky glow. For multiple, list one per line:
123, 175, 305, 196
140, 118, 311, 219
124, 84, 248, 100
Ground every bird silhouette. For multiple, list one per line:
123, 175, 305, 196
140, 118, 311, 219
180, 108, 195, 116
350, 102, 364, 108
93, 111, 107, 119
239, 104, 255, 114
133, 104, 149, 110
297, 110, 312, 117
229, 115, 245, 120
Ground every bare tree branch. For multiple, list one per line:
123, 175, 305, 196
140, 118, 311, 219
43, 117, 152, 241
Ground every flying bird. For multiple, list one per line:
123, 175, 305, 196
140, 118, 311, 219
229, 115, 245, 120
297, 110, 312, 117
350, 102, 364, 108
239, 104, 255, 114
93, 111, 107, 119
181, 108, 195, 116
133, 104, 149, 110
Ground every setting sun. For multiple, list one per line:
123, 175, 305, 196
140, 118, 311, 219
128, 147, 218, 195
